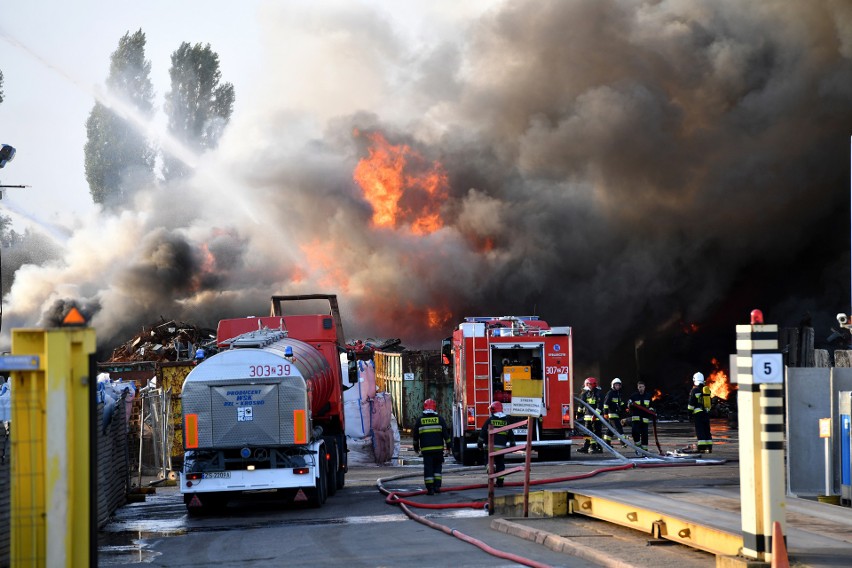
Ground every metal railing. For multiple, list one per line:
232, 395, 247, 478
486, 417, 533, 516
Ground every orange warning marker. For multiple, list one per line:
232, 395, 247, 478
771, 521, 789, 568
188, 494, 203, 508
294, 489, 308, 502
62, 307, 87, 326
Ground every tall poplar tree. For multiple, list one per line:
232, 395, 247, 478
163, 42, 235, 180
0, 69, 5, 104
84, 30, 155, 208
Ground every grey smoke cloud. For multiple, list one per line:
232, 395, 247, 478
3, 1, 851, 374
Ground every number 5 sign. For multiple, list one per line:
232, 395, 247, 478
752, 353, 783, 383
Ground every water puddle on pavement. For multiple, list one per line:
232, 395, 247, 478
98, 498, 485, 564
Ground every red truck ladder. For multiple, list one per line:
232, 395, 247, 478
471, 336, 491, 423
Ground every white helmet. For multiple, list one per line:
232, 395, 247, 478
693, 372, 705, 385
611, 378, 622, 387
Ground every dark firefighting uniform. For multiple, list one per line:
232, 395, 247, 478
577, 387, 603, 452
627, 389, 655, 451
687, 384, 713, 453
412, 410, 451, 493
478, 412, 516, 486
602, 387, 626, 444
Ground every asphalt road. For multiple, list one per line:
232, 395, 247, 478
99, 463, 603, 567
98, 421, 734, 568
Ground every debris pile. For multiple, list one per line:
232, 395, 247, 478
105, 319, 217, 363
345, 337, 402, 360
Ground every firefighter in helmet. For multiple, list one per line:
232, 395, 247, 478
478, 401, 516, 487
603, 378, 627, 446
626, 380, 655, 454
412, 398, 451, 495
577, 377, 603, 453
687, 372, 713, 453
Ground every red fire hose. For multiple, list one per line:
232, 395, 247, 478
377, 459, 718, 568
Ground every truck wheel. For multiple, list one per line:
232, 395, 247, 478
326, 444, 338, 497
336, 464, 345, 490
458, 436, 478, 466
309, 451, 328, 508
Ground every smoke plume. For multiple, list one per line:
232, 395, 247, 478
3, 1, 852, 381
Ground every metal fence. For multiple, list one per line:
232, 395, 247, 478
1, 425, 10, 568
0, 402, 130, 568
128, 387, 179, 484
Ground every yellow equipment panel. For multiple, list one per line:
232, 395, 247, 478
502, 365, 531, 391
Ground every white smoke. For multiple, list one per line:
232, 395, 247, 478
3, 1, 852, 375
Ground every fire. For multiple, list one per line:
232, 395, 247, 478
426, 307, 453, 330
299, 239, 351, 291
353, 130, 448, 235
707, 357, 734, 400
651, 388, 662, 401
682, 322, 700, 334
198, 243, 216, 273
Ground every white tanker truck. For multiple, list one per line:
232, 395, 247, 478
179, 295, 349, 513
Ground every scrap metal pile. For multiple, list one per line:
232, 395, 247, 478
105, 319, 217, 363
345, 337, 402, 360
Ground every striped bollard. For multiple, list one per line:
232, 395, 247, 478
735, 309, 785, 560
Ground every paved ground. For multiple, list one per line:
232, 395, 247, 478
392, 419, 852, 567
105, 420, 852, 567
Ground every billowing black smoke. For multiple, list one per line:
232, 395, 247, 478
3, 1, 851, 391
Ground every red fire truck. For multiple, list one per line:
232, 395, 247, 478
446, 316, 574, 465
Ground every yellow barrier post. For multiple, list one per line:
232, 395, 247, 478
7, 308, 96, 568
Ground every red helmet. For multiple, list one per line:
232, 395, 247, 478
584, 377, 598, 389
423, 398, 437, 411
490, 401, 503, 413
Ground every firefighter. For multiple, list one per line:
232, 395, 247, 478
687, 372, 713, 453
412, 398, 451, 495
576, 377, 603, 453
626, 380, 655, 454
477, 401, 515, 487
602, 378, 627, 446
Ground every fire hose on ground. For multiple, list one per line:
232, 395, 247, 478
377, 417, 725, 568
572, 396, 696, 461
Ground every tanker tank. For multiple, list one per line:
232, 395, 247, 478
181, 329, 336, 450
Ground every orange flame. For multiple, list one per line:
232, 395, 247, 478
682, 322, 700, 334
299, 239, 351, 292
652, 388, 662, 401
353, 130, 448, 235
707, 357, 734, 400
426, 307, 453, 330
199, 243, 216, 273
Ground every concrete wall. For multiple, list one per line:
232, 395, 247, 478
786, 368, 831, 496
787, 367, 852, 496
832, 368, 852, 496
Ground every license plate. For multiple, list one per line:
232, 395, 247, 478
202, 472, 231, 479
514, 428, 528, 436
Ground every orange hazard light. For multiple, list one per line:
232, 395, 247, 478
185, 413, 199, 449
293, 409, 307, 444
62, 306, 87, 326
561, 404, 571, 426
466, 406, 475, 426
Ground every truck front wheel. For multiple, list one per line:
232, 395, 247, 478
309, 450, 328, 508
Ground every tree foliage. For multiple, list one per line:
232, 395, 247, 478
0, 214, 22, 248
0, 69, 4, 105
163, 42, 235, 180
0, 213, 62, 305
84, 30, 155, 208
